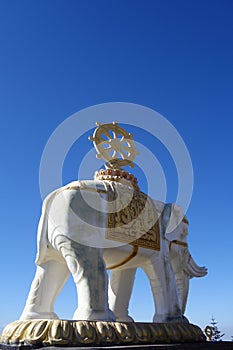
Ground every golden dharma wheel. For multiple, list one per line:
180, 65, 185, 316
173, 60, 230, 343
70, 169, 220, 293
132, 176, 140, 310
89, 122, 139, 168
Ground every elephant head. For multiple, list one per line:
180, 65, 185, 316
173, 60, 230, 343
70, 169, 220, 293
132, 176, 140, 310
163, 203, 208, 314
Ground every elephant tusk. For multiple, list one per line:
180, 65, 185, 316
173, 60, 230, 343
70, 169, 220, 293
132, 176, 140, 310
184, 255, 208, 277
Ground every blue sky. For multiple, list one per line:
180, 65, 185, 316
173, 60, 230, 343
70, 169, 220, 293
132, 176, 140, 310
0, 0, 233, 340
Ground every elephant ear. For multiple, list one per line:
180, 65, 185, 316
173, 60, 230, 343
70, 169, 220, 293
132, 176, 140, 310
153, 200, 164, 213
161, 203, 182, 235
161, 203, 173, 237
165, 204, 184, 234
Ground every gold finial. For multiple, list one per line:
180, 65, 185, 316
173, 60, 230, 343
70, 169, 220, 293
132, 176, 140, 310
89, 122, 139, 169
204, 326, 213, 341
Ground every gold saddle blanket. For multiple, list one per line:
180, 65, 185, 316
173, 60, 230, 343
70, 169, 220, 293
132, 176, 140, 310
105, 182, 160, 250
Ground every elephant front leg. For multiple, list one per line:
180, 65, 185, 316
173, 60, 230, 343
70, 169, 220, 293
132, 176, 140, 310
108, 268, 136, 322
20, 260, 70, 320
58, 237, 115, 321
142, 257, 182, 323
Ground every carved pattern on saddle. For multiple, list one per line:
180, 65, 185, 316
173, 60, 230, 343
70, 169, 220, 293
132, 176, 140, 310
106, 188, 160, 250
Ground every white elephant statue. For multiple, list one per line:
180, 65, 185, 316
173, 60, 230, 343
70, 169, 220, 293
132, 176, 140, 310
20, 179, 207, 323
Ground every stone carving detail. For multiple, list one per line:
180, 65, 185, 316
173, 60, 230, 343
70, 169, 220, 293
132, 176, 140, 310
0, 320, 206, 347
107, 188, 160, 250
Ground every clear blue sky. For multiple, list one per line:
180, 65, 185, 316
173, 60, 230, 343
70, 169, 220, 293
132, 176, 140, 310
0, 0, 233, 340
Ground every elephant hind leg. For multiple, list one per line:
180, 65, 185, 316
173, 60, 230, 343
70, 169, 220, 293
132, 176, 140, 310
56, 236, 115, 321
108, 268, 136, 322
20, 260, 70, 320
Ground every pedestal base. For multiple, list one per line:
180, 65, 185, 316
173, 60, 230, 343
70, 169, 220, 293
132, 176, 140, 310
0, 319, 206, 348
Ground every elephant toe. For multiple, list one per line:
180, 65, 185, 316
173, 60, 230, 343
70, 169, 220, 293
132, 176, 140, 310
20, 310, 59, 320
73, 308, 116, 321
115, 315, 134, 322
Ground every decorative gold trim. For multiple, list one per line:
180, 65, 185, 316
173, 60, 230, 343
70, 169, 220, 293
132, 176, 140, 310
169, 240, 188, 251
0, 320, 206, 347
106, 245, 139, 270
95, 168, 140, 191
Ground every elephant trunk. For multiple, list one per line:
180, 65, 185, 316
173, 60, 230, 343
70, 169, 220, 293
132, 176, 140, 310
184, 255, 208, 278
175, 271, 190, 315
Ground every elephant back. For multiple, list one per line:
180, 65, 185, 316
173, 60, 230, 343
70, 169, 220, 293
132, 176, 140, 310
36, 180, 166, 259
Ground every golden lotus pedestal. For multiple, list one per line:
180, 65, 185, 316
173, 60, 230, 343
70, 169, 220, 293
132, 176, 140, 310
0, 319, 208, 349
